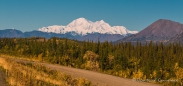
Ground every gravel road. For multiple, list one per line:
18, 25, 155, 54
44, 64, 160, 86
0, 57, 160, 86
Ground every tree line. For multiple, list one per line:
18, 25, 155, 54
0, 37, 183, 85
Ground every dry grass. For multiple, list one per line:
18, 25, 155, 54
0, 55, 93, 86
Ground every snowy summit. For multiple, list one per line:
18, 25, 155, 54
38, 18, 138, 36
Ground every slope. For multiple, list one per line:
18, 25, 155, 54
121, 19, 183, 43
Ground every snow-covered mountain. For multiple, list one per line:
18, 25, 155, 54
38, 18, 138, 36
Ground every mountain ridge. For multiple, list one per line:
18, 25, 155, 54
0, 29, 126, 42
1, 19, 183, 43
38, 18, 138, 36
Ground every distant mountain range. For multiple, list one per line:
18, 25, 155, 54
0, 18, 137, 42
39, 18, 138, 36
1, 18, 183, 43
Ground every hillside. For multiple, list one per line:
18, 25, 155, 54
120, 19, 183, 43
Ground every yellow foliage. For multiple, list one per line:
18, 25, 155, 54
174, 62, 179, 70
85, 61, 92, 70
152, 70, 157, 78
38, 53, 43, 61
118, 71, 123, 77
175, 67, 183, 83
108, 54, 114, 64
85, 61, 99, 71
126, 68, 131, 78
83, 51, 99, 61
83, 51, 99, 71
0, 56, 93, 86
77, 78, 91, 86
133, 69, 144, 79
165, 72, 169, 79
150, 70, 157, 79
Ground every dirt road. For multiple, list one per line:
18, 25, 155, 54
0, 56, 160, 86
44, 64, 160, 86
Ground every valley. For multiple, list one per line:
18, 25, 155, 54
0, 37, 183, 86
1, 0, 183, 86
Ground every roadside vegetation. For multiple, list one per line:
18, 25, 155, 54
0, 65, 8, 86
0, 56, 92, 86
0, 37, 183, 86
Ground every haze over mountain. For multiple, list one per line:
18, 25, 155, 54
120, 19, 183, 43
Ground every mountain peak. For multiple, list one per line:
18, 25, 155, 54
74, 17, 89, 23
76, 17, 87, 21
99, 20, 105, 23
157, 19, 171, 21
39, 18, 138, 36
67, 17, 91, 27
122, 19, 183, 42
154, 19, 182, 25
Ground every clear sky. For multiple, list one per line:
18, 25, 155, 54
0, 0, 183, 32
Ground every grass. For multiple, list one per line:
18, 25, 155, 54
0, 66, 8, 86
0, 55, 93, 86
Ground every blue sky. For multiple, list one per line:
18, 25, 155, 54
0, 0, 183, 32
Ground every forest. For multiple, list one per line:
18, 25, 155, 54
0, 37, 183, 86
